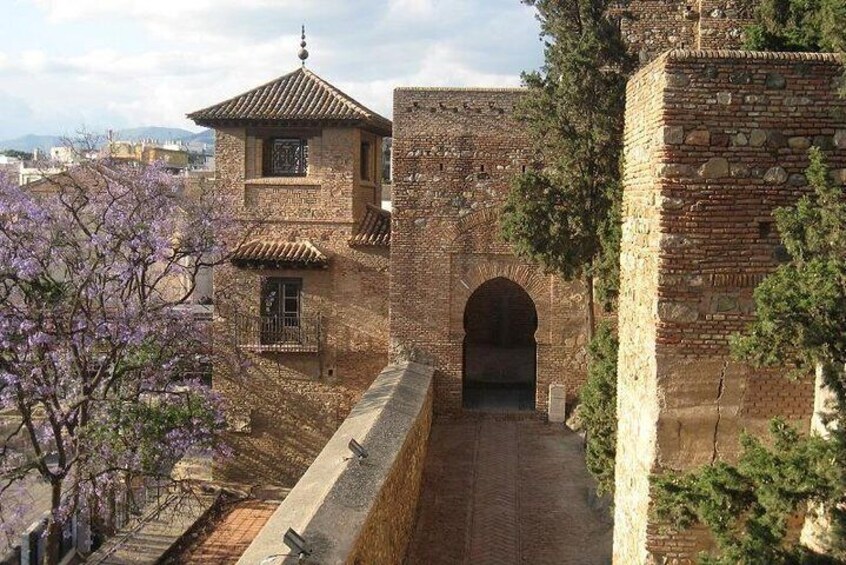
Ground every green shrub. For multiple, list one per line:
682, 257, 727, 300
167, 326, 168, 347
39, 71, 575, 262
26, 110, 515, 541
580, 321, 618, 496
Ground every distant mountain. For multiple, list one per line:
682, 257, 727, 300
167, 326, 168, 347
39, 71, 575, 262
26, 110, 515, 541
0, 127, 215, 153
111, 126, 200, 142
183, 129, 215, 146
0, 134, 63, 153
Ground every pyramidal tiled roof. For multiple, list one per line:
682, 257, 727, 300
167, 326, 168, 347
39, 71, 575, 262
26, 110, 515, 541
188, 67, 392, 136
350, 204, 391, 247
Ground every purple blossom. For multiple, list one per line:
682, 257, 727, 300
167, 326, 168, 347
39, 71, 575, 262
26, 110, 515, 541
0, 159, 238, 556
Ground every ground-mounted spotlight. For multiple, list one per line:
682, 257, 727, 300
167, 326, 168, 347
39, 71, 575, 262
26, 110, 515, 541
347, 438, 368, 462
283, 528, 311, 561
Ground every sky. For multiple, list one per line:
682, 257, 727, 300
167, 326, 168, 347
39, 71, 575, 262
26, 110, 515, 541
0, 0, 545, 139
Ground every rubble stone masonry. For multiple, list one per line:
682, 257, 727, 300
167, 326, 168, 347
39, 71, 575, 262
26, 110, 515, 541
391, 88, 589, 416
619, 0, 753, 63
614, 50, 845, 563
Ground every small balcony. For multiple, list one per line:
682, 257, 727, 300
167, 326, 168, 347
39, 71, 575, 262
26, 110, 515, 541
234, 314, 322, 353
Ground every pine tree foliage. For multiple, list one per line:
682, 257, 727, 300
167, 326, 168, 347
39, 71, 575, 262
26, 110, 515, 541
744, 0, 846, 52
500, 0, 633, 336
653, 420, 841, 565
580, 321, 619, 496
654, 148, 846, 563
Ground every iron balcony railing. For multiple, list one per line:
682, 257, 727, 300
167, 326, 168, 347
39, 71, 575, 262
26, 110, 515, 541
234, 313, 321, 353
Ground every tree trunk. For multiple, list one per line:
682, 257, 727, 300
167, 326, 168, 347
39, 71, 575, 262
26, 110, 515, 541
43, 479, 62, 565
585, 273, 596, 342
800, 362, 844, 555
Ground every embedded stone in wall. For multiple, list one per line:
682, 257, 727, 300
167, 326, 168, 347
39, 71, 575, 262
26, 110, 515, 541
658, 163, 695, 178
814, 135, 834, 150
749, 129, 767, 146
764, 166, 788, 185
657, 300, 699, 323
767, 130, 787, 148
710, 295, 738, 313
730, 162, 750, 178
663, 126, 685, 145
699, 157, 729, 178
788, 136, 811, 150
685, 129, 710, 145
667, 72, 690, 87
765, 72, 787, 89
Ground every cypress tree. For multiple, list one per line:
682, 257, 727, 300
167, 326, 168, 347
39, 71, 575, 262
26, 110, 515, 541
500, 0, 634, 339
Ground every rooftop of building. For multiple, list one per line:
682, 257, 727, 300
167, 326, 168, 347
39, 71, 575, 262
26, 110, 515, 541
188, 67, 392, 137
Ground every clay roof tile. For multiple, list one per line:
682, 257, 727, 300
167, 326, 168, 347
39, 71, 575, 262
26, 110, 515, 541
230, 239, 329, 269
188, 68, 392, 136
350, 204, 391, 247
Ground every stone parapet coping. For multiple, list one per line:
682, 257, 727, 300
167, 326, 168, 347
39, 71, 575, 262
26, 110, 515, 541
394, 86, 526, 92
663, 49, 843, 62
236, 361, 434, 565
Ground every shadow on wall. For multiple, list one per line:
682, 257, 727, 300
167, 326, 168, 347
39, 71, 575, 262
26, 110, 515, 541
215, 355, 350, 487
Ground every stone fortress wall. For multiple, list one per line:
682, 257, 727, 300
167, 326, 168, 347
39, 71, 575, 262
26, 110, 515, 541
614, 50, 845, 563
618, 0, 752, 61
390, 88, 589, 416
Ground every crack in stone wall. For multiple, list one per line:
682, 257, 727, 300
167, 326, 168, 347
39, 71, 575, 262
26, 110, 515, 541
710, 361, 728, 465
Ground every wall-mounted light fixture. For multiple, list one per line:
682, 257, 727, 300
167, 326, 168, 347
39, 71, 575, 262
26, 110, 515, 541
348, 438, 368, 463
283, 528, 311, 561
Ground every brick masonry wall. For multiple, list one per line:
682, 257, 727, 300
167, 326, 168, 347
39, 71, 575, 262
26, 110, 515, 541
615, 50, 845, 564
212, 127, 390, 487
391, 88, 589, 416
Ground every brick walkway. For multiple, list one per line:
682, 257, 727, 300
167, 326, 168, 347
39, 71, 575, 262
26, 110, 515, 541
406, 419, 613, 565
172, 500, 278, 564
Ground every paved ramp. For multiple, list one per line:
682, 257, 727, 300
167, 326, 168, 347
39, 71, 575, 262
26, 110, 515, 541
406, 419, 613, 565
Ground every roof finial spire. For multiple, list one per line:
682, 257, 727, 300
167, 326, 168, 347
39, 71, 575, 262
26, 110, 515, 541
298, 25, 309, 67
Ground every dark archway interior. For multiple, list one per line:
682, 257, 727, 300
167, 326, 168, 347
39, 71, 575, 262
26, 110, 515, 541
463, 277, 537, 411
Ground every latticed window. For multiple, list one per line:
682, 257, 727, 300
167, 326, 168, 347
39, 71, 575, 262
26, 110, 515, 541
263, 138, 308, 177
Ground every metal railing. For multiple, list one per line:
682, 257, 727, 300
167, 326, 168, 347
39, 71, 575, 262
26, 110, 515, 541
234, 314, 321, 353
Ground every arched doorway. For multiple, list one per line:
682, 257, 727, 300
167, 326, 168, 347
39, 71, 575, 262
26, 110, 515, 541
463, 277, 537, 411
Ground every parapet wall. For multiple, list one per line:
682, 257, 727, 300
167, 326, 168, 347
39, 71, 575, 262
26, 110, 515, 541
614, 50, 845, 564
237, 361, 434, 565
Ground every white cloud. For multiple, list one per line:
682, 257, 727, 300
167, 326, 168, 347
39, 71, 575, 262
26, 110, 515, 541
1, 1, 542, 138
29, 0, 350, 44
20, 50, 48, 73
336, 43, 522, 118
33, 0, 243, 22
386, 0, 435, 18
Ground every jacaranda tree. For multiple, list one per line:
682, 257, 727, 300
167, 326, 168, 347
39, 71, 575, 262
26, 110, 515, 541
0, 159, 237, 564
